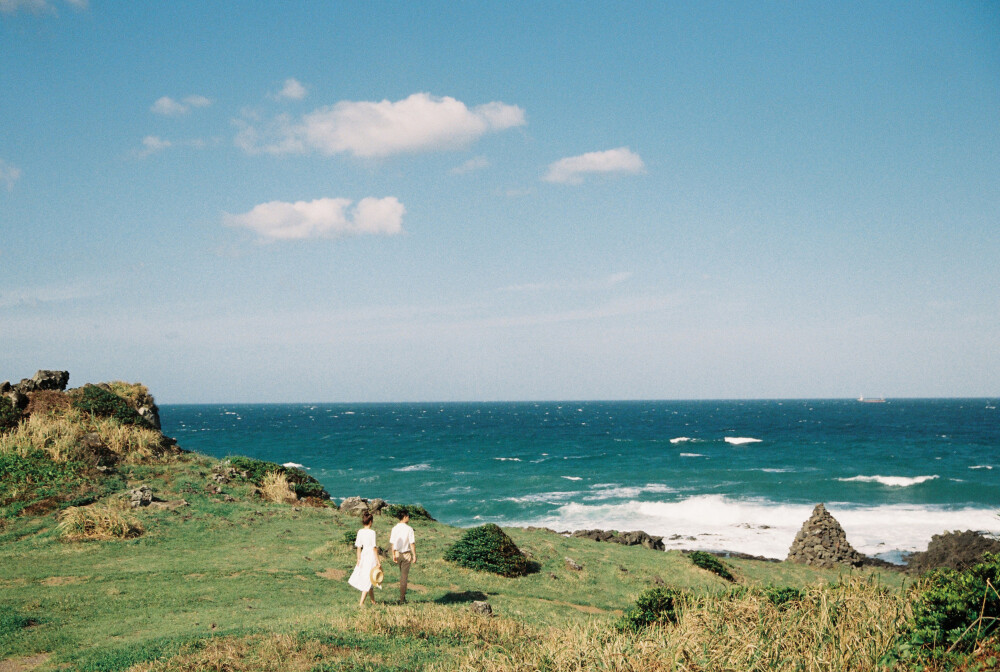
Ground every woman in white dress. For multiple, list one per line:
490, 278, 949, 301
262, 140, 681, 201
347, 511, 381, 606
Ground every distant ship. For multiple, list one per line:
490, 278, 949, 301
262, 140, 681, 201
857, 395, 886, 403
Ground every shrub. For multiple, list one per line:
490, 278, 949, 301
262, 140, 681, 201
57, 497, 143, 541
763, 585, 804, 608
73, 384, 151, 428
908, 551, 1000, 652
260, 471, 297, 504
689, 551, 735, 581
444, 523, 529, 577
0, 396, 23, 433
617, 587, 685, 632
383, 503, 435, 521
105, 381, 154, 409
226, 456, 329, 500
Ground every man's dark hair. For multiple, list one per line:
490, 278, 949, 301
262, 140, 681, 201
397, 509, 410, 520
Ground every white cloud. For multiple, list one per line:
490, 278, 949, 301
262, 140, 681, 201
0, 159, 22, 190
451, 156, 490, 174
276, 78, 308, 100
151, 95, 212, 115
236, 92, 525, 158
544, 147, 645, 184
138, 135, 171, 157
224, 197, 405, 241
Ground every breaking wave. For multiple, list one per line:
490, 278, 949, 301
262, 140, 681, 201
838, 475, 939, 487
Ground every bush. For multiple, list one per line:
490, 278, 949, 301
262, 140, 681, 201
617, 587, 685, 632
73, 385, 150, 428
908, 551, 1000, 652
383, 503, 434, 521
343, 530, 357, 546
444, 523, 529, 577
225, 456, 330, 500
0, 396, 23, 433
763, 585, 804, 608
689, 551, 735, 581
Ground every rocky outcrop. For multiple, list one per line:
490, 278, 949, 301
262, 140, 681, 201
129, 486, 153, 508
786, 503, 864, 568
572, 528, 665, 551
338, 496, 387, 516
3, 370, 71, 394
905, 530, 1000, 574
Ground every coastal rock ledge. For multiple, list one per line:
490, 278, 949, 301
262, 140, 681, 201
786, 503, 864, 568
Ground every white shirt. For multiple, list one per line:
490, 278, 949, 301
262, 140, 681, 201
390, 521, 415, 553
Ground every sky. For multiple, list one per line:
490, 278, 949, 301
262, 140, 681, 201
1, 1, 998, 403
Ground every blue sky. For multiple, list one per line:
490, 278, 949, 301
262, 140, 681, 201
1, 1, 997, 403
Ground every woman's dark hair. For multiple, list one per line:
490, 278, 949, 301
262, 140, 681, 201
361, 511, 373, 526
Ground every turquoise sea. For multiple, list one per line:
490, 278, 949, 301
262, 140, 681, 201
161, 399, 999, 562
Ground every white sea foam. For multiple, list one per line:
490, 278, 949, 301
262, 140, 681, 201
838, 475, 939, 487
970, 465, 994, 470
504, 490, 580, 504
562, 476, 582, 481
680, 453, 705, 458
393, 463, 433, 472
509, 495, 1000, 560
282, 462, 305, 469
585, 483, 675, 501
670, 437, 692, 444
725, 437, 762, 445
494, 457, 522, 462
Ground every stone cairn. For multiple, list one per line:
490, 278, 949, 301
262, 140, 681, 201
786, 503, 864, 568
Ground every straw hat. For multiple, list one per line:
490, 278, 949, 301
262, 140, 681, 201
369, 566, 384, 588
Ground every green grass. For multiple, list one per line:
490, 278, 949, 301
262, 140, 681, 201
0, 450, 924, 671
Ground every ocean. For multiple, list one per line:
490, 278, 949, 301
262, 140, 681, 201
160, 399, 999, 563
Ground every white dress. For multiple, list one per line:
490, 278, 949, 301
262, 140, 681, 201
348, 527, 379, 592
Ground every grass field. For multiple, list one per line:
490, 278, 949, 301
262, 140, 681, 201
1, 449, 919, 671
1, 388, 995, 671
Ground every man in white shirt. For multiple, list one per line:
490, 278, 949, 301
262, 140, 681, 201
389, 510, 416, 604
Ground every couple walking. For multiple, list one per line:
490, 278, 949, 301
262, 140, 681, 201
347, 508, 416, 606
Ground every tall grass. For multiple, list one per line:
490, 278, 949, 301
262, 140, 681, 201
57, 496, 143, 541
260, 471, 297, 504
0, 410, 86, 461
457, 576, 909, 672
127, 634, 339, 672
93, 417, 164, 462
331, 602, 534, 648
0, 409, 164, 463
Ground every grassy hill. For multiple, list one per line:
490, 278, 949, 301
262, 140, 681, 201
1, 382, 996, 671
